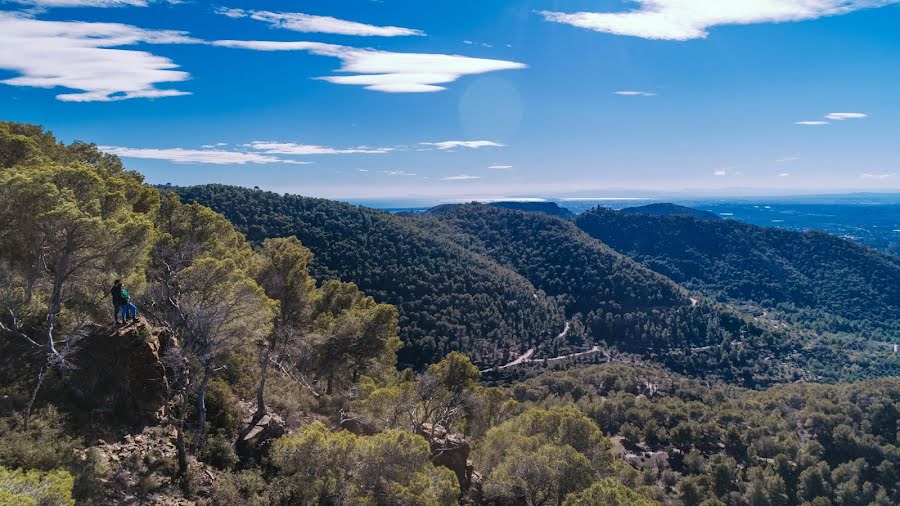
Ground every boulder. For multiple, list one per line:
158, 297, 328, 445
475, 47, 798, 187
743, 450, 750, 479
419, 424, 475, 491
236, 412, 286, 468
69, 318, 172, 424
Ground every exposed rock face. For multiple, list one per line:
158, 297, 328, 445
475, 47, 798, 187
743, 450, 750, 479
236, 412, 286, 468
419, 423, 479, 497
69, 318, 172, 424
80, 425, 218, 505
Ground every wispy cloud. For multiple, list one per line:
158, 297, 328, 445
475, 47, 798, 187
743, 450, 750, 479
614, 90, 656, 96
860, 172, 896, 179
713, 169, 727, 176
421, 140, 506, 150
778, 172, 791, 177
539, 1, 899, 40
441, 174, 481, 181
0, 12, 196, 102
381, 170, 416, 176
489, 165, 513, 170
6, 0, 157, 7
247, 141, 395, 155
776, 156, 799, 163
216, 8, 425, 37
100, 146, 309, 165
212, 40, 526, 93
796, 121, 829, 126
826, 112, 867, 120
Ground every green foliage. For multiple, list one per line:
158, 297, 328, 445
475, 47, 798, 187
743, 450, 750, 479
203, 379, 244, 438
427, 351, 481, 394
0, 467, 74, 506
210, 469, 269, 506
311, 280, 402, 394
562, 478, 658, 506
477, 406, 615, 505
271, 422, 459, 505
0, 409, 80, 472
516, 364, 900, 506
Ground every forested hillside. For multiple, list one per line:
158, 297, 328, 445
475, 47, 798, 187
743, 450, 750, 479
424, 205, 787, 379
575, 207, 900, 340
424, 201, 575, 220
516, 364, 900, 505
620, 203, 721, 221
173, 185, 567, 369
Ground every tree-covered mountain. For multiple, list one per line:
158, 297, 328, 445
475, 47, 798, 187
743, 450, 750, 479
419, 204, 814, 385
172, 185, 567, 369
424, 201, 575, 220
575, 207, 900, 340
620, 203, 721, 221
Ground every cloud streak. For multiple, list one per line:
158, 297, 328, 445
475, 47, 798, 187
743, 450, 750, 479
0, 12, 195, 102
100, 146, 310, 165
614, 90, 656, 96
826, 112, 867, 120
217, 8, 425, 37
247, 141, 395, 155
539, 1, 899, 40
421, 140, 506, 150
212, 40, 526, 93
7, 0, 154, 6
441, 174, 481, 181
796, 121, 829, 126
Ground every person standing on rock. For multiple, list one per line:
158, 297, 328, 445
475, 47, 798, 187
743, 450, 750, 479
121, 285, 138, 323
111, 279, 125, 324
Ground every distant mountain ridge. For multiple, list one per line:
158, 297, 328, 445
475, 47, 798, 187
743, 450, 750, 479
619, 203, 721, 221
575, 207, 900, 340
424, 201, 574, 220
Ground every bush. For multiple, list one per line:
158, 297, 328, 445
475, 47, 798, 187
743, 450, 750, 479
210, 470, 269, 506
201, 432, 238, 470
0, 408, 80, 471
204, 380, 244, 438
0, 466, 75, 506
71, 448, 110, 504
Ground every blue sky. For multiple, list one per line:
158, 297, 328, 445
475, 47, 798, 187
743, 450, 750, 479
2, 0, 899, 200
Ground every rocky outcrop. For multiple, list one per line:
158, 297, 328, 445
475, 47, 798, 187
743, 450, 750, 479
69, 318, 173, 424
419, 423, 482, 501
236, 412, 286, 468
79, 425, 218, 505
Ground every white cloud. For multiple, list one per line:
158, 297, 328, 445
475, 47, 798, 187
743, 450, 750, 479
778, 172, 791, 177
713, 169, 727, 176
860, 172, 896, 179
7, 0, 152, 6
614, 90, 656, 96
421, 140, 506, 150
489, 165, 513, 170
247, 141, 395, 155
0, 12, 196, 102
826, 112, 867, 120
381, 170, 416, 176
216, 8, 424, 37
796, 121, 829, 126
776, 156, 799, 162
441, 174, 481, 181
100, 146, 309, 165
539, 1, 899, 40
212, 40, 526, 93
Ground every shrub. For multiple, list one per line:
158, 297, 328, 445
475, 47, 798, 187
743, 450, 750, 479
0, 408, 80, 471
0, 466, 75, 506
